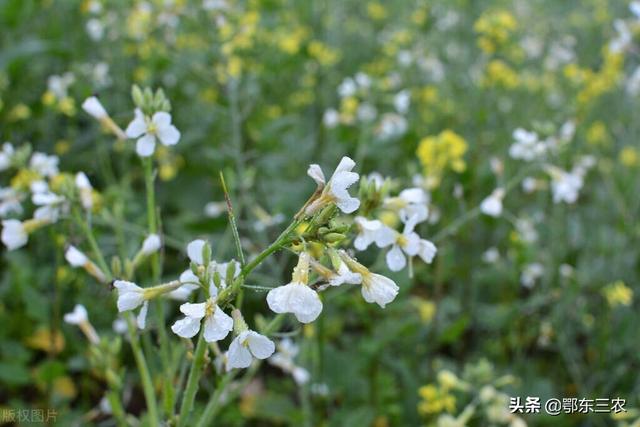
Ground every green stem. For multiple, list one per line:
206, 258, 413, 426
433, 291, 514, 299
106, 390, 128, 427
143, 158, 173, 416
126, 315, 159, 426
177, 330, 208, 427
195, 314, 284, 427
73, 207, 111, 281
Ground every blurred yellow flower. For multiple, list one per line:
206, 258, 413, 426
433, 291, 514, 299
602, 281, 633, 307
619, 146, 639, 168
483, 60, 520, 89
586, 121, 610, 146
418, 383, 456, 415
367, 2, 388, 21
417, 130, 468, 188
26, 327, 65, 354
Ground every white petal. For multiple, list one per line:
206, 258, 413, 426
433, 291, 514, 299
152, 111, 172, 127
266, 284, 293, 314
64, 304, 88, 325
65, 245, 88, 267
335, 195, 360, 214
361, 273, 399, 308
179, 302, 206, 319
141, 234, 161, 255
1, 219, 27, 250
158, 124, 180, 146
386, 245, 406, 272
289, 285, 323, 323
227, 336, 253, 369
136, 134, 156, 157
418, 239, 437, 263
402, 232, 421, 256
247, 332, 276, 359
187, 239, 206, 264
171, 316, 201, 338
82, 96, 107, 119
307, 164, 326, 186
75, 172, 92, 190
114, 280, 144, 312
137, 301, 149, 329
125, 110, 147, 138
203, 306, 233, 342
332, 156, 356, 175
374, 226, 397, 248
330, 171, 359, 195
179, 269, 199, 284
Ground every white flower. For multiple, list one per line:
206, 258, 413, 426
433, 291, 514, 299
548, 166, 583, 204
65, 245, 88, 267
323, 109, 340, 128
632, 1, 640, 19
338, 77, 356, 97
64, 304, 100, 344
63, 304, 88, 324
47, 73, 74, 98
1, 219, 27, 250
480, 188, 505, 217
0, 187, 23, 217
384, 187, 429, 222
82, 96, 108, 120
482, 247, 500, 264
187, 239, 206, 265
377, 113, 408, 139
357, 103, 377, 122
521, 263, 544, 288
393, 90, 411, 114
32, 187, 65, 222
29, 152, 59, 177
141, 234, 161, 255
267, 252, 323, 323
329, 261, 362, 287
171, 299, 233, 342
305, 156, 360, 215
112, 318, 128, 334
378, 215, 437, 272
509, 128, 546, 161
355, 72, 371, 88
268, 339, 310, 385
114, 280, 145, 311
86, 18, 104, 41
310, 253, 362, 290
353, 217, 386, 251
0, 143, 15, 171
166, 270, 200, 300
75, 172, 93, 210
339, 251, 400, 308
610, 20, 632, 53
226, 330, 276, 369
361, 272, 399, 308
125, 109, 181, 157
204, 201, 226, 218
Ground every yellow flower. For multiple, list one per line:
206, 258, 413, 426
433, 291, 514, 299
602, 281, 633, 307
411, 297, 436, 323
619, 146, 639, 168
11, 168, 42, 191
416, 130, 468, 188
26, 327, 65, 354
7, 103, 31, 121
474, 10, 517, 53
586, 121, 610, 146
483, 60, 519, 89
308, 41, 339, 66
367, 2, 387, 21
